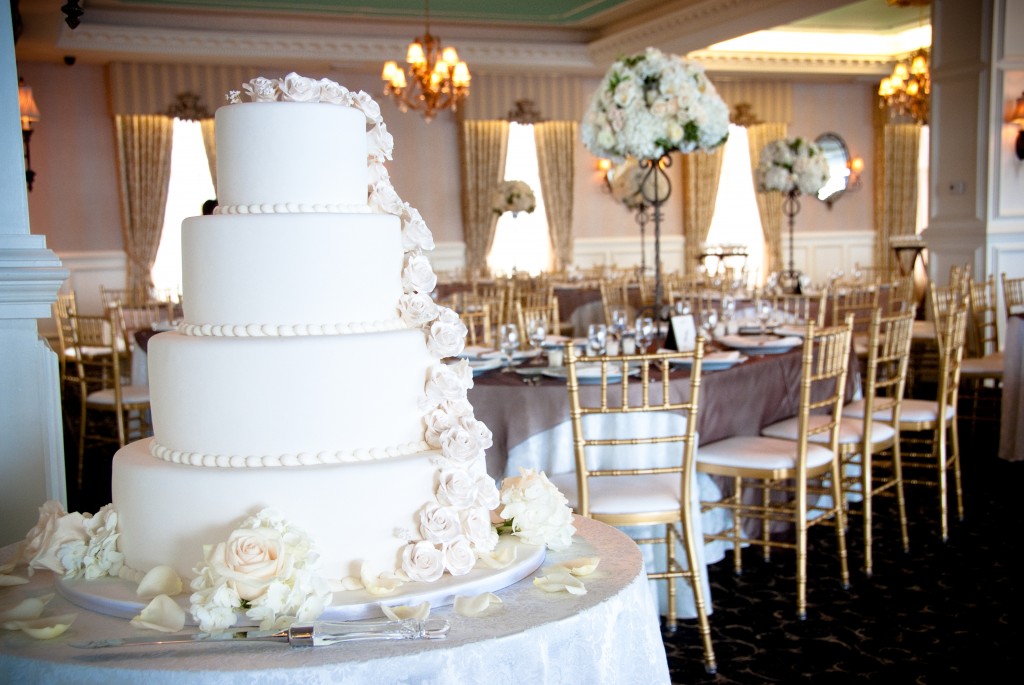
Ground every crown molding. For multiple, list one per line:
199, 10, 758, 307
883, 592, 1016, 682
692, 50, 895, 78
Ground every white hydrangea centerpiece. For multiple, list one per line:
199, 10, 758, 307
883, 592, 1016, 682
581, 47, 729, 164
755, 137, 830, 196
491, 180, 536, 216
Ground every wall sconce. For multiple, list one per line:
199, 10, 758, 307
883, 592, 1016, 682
848, 156, 864, 192
596, 158, 612, 192
18, 78, 41, 191
1009, 92, 1024, 161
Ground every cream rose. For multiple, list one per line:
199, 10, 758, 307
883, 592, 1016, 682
401, 208, 435, 252
350, 91, 382, 123
425, 363, 470, 404
436, 469, 479, 509
428, 314, 468, 358
20, 502, 88, 576
401, 541, 444, 583
439, 420, 487, 465
207, 527, 287, 601
399, 292, 439, 329
462, 506, 498, 550
419, 504, 461, 544
370, 180, 405, 217
423, 406, 454, 448
278, 73, 321, 102
401, 254, 438, 295
243, 77, 278, 102
368, 121, 394, 161
499, 468, 576, 551
317, 78, 349, 104
442, 536, 476, 576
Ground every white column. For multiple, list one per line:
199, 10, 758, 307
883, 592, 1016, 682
1, 6, 69, 545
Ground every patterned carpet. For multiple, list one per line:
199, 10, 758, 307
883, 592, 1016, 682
662, 425, 1023, 684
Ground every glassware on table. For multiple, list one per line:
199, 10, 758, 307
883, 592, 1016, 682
756, 298, 772, 335
635, 316, 655, 353
499, 323, 520, 370
721, 294, 736, 334
527, 316, 547, 351
587, 323, 607, 357
701, 306, 719, 341
610, 308, 628, 338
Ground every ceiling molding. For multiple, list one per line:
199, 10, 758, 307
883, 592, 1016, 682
692, 50, 895, 78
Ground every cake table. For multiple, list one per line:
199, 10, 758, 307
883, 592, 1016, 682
0, 517, 670, 684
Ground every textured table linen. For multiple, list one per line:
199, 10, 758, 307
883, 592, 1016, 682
0, 517, 669, 685
999, 314, 1023, 461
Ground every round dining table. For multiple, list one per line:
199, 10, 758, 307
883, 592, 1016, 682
0, 516, 670, 685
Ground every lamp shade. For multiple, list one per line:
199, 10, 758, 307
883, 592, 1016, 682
1010, 92, 1024, 126
18, 79, 41, 130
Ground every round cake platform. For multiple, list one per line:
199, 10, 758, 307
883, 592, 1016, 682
56, 536, 546, 624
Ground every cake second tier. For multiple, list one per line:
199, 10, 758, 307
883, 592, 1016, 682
148, 328, 432, 466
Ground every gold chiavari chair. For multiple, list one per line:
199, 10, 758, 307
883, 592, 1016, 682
696, 315, 854, 619
896, 295, 968, 541
768, 289, 828, 327
473, 280, 511, 327
547, 340, 716, 674
460, 302, 493, 348
514, 298, 559, 344
1002, 272, 1024, 316
600, 277, 636, 327
69, 310, 152, 488
959, 275, 1004, 427
887, 275, 917, 314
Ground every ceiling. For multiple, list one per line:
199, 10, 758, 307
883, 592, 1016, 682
13, 0, 932, 78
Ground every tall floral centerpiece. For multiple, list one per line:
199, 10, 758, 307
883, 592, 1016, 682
582, 47, 729, 311
492, 180, 536, 217
755, 137, 830, 293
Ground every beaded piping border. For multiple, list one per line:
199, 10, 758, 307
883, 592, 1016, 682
149, 438, 431, 468
176, 318, 406, 337
215, 202, 373, 215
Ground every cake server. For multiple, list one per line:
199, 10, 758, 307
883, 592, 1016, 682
69, 617, 450, 649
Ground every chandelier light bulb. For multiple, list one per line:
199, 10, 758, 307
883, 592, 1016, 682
406, 41, 426, 66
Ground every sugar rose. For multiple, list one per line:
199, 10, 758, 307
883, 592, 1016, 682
278, 73, 321, 102
208, 527, 287, 601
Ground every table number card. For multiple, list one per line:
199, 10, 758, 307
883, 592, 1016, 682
668, 314, 697, 352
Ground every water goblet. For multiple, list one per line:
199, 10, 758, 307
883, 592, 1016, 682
701, 307, 719, 341
528, 316, 547, 351
499, 323, 520, 370
610, 308, 628, 338
635, 317, 655, 353
587, 323, 608, 357
756, 299, 772, 335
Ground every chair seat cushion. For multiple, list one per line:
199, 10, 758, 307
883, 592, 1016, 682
86, 385, 150, 406
761, 414, 896, 445
960, 353, 1003, 377
842, 397, 953, 423
547, 472, 682, 516
912, 320, 935, 340
695, 435, 835, 472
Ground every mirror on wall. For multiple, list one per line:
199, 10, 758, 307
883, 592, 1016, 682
815, 132, 857, 209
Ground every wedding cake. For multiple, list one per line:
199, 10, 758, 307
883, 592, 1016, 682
109, 74, 500, 619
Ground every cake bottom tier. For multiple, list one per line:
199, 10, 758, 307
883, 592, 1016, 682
113, 439, 440, 582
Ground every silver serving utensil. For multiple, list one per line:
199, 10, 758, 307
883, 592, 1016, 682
69, 617, 450, 649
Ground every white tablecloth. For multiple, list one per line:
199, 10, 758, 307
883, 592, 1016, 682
0, 517, 669, 685
999, 314, 1023, 461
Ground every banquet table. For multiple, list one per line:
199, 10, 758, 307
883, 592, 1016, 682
999, 313, 1023, 461
0, 517, 670, 685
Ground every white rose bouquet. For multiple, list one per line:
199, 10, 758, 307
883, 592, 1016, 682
492, 180, 536, 216
189, 509, 331, 633
496, 468, 576, 551
755, 137, 830, 196
581, 47, 729, 163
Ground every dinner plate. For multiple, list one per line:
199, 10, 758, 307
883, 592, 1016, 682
717, 334, 802, 355
667, 350, 748, 371
458, 345, 495, 360
541, 363, 637, 384
773, 324, 811, 338
466, 358, 504, 376
481, 348, 542, 362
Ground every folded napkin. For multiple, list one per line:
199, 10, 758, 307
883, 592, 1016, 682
718, 335, 801, 349
460, 345, 494, 359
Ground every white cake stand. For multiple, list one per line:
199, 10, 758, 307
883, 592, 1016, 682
56, 536, 546, 624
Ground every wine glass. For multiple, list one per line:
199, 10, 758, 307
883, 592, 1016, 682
499, 323, 519, 370
701, 306, 719, 341
610, 308, 628, 339
756, 298, 772, 335
527, 316, 547, 351
587, 323, 607, 357
721, 294, 736, 334
635, 317, 655, 353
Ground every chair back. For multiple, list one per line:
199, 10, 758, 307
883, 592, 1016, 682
831, 284, 879, 334
1002, 272, 1024, 317
600, 278, 636, 326
967, 275, 999, 357
769, 289, 828, 327
461, 302, 493, 348
936, 304, 969, 422
68, 312, 123, 396
515, 298, 559, 342
929, 284, 967, 357
796, 315, 855, 459
887, 276, 916, 314
564, 339, 705, 520
861, 307, 916, 429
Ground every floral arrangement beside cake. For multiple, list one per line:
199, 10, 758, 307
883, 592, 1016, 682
755, 137, 830, 196
1, 74, 589, 639
491, 180, 536, 216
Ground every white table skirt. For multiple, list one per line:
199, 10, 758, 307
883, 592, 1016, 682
501, 414, 733, 621
0, 517, 670, 685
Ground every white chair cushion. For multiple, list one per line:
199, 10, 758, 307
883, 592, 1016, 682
844, 398, 952, 423
696, 435, 835, 472
911, 320, 935, 340
86, 385, 150, 406
960, 354, 1003, 377
761, 414, 896, 445
547, 472, 682, 516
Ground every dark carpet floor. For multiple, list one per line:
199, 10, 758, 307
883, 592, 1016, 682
64, 405, 1021, 684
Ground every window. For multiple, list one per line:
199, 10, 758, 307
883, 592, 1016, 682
486, 122, 553, 276
151, 119, 215, 300
704, 124, 766, 286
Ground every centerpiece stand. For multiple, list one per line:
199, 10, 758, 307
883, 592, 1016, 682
639, 154, 673, 315
779, 189, 802, 294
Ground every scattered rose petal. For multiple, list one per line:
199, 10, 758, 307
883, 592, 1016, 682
380, 601, 430, 621
454, 592, 502, 617
0, 574, 28, 587
360, 564, 404, 596
339, 577, 364, 591
0, 560, 16, 574
16, 613, 77, 640
475, 546, 517, 569
559, 557, 600, 576
131, 595, 186, 633
136, 566, 183, 598
0, 594, 54, 626
534, 571, 587, 595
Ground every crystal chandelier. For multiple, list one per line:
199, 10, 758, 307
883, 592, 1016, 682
381, 1, 470, 122
878, 47, 930, 124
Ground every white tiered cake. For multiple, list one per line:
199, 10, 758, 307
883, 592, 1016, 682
110, 75, 502, 621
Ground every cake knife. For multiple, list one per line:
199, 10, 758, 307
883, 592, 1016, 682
69, 617, 450, 649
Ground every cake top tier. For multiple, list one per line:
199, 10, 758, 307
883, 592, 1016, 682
215, 73, 394, 214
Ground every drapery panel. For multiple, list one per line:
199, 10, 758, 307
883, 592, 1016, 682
459, 120, 509, 277
200, 117, 217, 196
873, 123, 921, 275
534, 121, 577, 272
113, 114, 174, 295
746, 122, 788, 276
680, 148, 725, 273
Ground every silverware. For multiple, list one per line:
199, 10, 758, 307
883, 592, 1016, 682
69, 617, 450, 649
